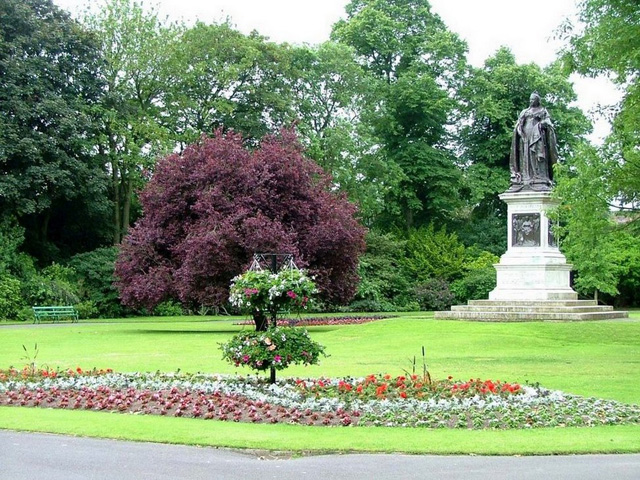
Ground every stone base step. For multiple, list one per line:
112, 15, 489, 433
451, 305, 613, 313
434, 309, 629, 322
469, 299, 597, 307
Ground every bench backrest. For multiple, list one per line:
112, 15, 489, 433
33, 306, 77, 313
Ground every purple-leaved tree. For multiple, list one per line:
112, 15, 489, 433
115, 129, 366, 323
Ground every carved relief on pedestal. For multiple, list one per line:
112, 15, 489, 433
512, 213, 540, 247
548, 219, 557, 247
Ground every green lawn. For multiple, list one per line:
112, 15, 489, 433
1, 313, 639, 454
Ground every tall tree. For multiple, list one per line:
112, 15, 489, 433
115, 129, 366, 311
85, 0, 181, 244
456, 48, 590, 252
286, 41, 387, 223
0, 0, 109, 261
332, 0, 468, 230
164, 22, 294, 148
559, 0, 640, 219
552, 142, 621, 301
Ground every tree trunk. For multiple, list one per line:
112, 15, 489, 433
404, 205, 414, 231
40, 210, 50, 242
112, 161, 121, 245
122, 176, 134, 238
594, 289, 599, 304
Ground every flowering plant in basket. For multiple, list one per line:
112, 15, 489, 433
229, 268, 316, 317
220, 327, 326, 371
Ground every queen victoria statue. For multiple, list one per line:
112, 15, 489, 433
509, 92, 559, 192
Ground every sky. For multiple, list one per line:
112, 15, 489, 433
55, 0, 620, 139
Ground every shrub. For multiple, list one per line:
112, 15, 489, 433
22, 263, 79, 306
346, 299, 397, 312
74, 301, 99, 320
153, 300, 184, 317
16, 306, 35, 323
352, 230, 413, 309
450, 267, 497, 304
414, 278, 455, 311
69, 247, 125, 318
450, 248, 498, 304
0, 275, 23, 319
402, 224, 466, 284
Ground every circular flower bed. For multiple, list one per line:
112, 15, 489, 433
1, 368, 639, 429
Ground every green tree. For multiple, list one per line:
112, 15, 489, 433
287, 42, 381, 218
85, 0, 181, 244
559, 0, 640, 219
607, 230, 640, 306
164, 21, 293, 147
0, 0, 109, 261
552, 143, 620, 301
332, 0, 468, 230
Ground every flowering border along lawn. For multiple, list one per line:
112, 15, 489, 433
1, 368, 639, 429
234, 315, 395, 327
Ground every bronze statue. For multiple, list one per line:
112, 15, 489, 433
509, 92, 558, 191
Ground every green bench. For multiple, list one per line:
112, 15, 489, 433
32, 306, 79, 324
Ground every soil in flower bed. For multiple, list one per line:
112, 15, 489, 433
2, 370, 639, 429
234, 315, 395, 327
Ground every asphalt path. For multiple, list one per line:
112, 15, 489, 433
1, 430, 639, 480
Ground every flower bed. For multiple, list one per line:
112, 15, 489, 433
234, 315, 395, 327
1, 368, 639, 429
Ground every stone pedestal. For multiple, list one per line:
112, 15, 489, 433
489, 191, 577, 301
434, 190, 629, 321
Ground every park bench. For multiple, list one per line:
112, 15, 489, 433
32, 306, 79, 324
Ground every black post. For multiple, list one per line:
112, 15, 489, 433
269, 254, 278, 383
252, 253, 294, 385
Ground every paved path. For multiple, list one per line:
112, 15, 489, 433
1, 430, 639, 480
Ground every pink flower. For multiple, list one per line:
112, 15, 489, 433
286, 290, 297, 299
274, 355, 282, 363
242, 355, 250, 363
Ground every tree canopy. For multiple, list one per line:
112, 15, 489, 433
115, 129, 366, 311
0, 0, 110, 262
560, 0, 640, 219
332, 0, 468, 230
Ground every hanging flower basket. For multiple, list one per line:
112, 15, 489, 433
220, 326, 326, 372
229, 268, 317, 318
